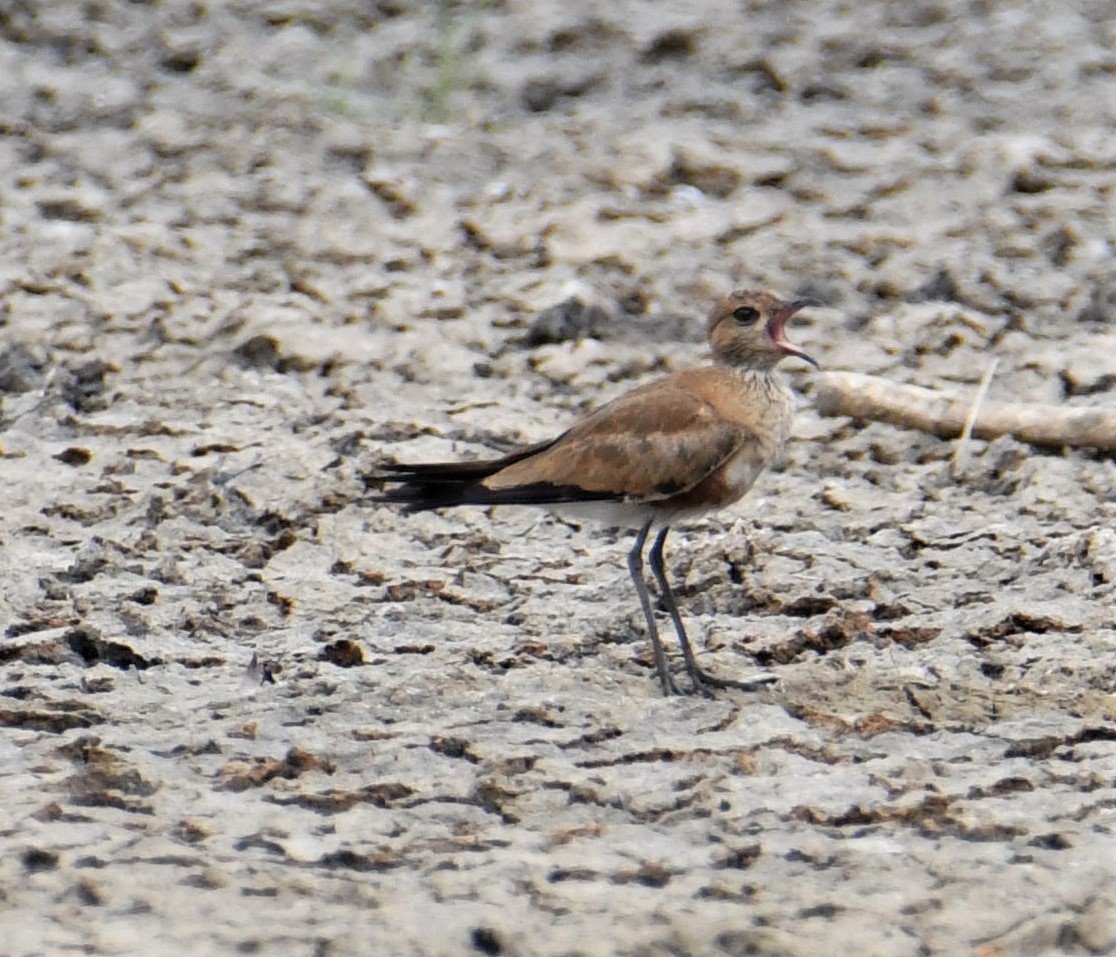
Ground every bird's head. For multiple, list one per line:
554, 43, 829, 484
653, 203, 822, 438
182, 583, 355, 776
707, 290, 818, 371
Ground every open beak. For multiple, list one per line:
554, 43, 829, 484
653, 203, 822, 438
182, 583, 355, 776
769, 299, 819, 369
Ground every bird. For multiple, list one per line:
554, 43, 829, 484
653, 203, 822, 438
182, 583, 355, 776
371, 290, 818, 695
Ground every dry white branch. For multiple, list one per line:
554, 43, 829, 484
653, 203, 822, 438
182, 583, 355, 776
814, 371, 1116, 451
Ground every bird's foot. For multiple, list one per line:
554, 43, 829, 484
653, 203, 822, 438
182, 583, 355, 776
687, 665, 776, 696
657, 670, 684, 696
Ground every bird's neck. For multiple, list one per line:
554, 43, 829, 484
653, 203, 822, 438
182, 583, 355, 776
714, 355, 783, 378
731, 365, 788, 400
732, 367, 793, 454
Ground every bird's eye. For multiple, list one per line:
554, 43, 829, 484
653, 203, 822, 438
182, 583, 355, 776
732, 306, 760, 325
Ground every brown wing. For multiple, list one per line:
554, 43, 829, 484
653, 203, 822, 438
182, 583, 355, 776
481, 383, 746, 502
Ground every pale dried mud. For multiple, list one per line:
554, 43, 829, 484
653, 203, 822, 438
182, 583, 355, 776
1, 2, 1116, 956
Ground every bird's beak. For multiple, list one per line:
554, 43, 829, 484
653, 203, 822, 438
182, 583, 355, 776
769, 299, 819, 369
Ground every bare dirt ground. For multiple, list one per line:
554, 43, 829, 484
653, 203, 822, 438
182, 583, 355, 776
2, 2, 1116, 955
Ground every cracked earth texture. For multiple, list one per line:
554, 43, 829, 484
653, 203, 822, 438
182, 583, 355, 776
1, 2, 1116, 956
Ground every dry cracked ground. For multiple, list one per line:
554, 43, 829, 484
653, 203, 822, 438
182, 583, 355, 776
1, 2, 1116, 956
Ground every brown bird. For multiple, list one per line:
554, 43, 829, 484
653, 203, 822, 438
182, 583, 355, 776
373, 290, 818, 695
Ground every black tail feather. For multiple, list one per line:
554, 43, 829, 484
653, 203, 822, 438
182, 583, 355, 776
369, 437, 561, 486
370, 479, 621, 514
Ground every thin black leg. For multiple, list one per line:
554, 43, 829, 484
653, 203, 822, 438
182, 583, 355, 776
628, 519, 678, 695
648, 526, 708, 695
649, 527, 772, 695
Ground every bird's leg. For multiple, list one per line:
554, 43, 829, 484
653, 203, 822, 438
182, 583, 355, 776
628, 519, 678, 695
648, 527, 710, 696
649, 527, 770, 695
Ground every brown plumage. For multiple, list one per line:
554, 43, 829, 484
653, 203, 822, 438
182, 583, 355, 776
373, 290, 817, 695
